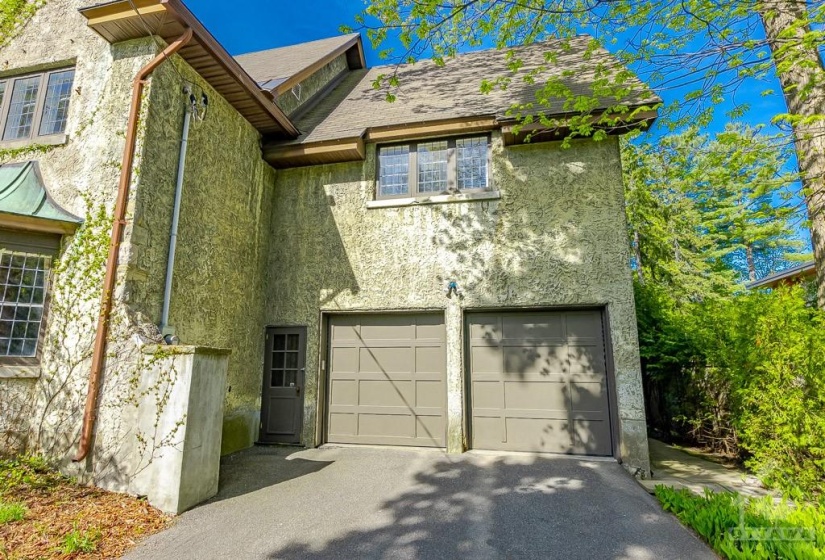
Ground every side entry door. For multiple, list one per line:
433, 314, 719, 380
259, 326, 306, 444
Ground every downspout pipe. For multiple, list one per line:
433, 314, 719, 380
160, 89, 194, 337
74, 28, 194, 462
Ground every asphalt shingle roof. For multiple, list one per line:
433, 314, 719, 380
235, 34, 360, 86
282, 35, 660, 145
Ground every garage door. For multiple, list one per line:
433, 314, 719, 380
468, 310, 613, 455
326, 313, 446, 447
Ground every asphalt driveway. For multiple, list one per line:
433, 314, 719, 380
125, 446, 715, 560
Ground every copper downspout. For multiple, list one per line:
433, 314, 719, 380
74, 28, 194, 462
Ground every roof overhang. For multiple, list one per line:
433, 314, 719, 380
263, 109, 657, 168
746, 261, 817, 289
272, 35, 366, 97
499, 107, 659, 145
0, 162, 83, 235
79, 0, 298, 138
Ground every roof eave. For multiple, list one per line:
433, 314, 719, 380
78, 0, 298, 138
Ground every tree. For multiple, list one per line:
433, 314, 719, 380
356, 0, 825, 306
622, 125, 807, 300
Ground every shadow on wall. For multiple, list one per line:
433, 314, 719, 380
261, 453, 690, 559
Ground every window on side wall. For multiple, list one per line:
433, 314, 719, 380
0, 68, 75, 145
377, 135, 490, 199
0, 230, 58, 366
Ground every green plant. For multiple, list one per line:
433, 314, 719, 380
59, 524, 101, 554
656, 486, 825, 559
0, 455, 66, 495
0, 500, 26, 524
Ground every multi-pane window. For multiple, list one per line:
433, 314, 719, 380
270, 333, 301, 387
0, 252, 48, 358
0, 68, 75, 144
377, 135, 490, 199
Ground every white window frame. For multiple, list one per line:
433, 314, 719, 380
0, 67, 75, 148
376, 134, 492, 200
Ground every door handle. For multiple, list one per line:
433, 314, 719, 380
296, 386, 301, 395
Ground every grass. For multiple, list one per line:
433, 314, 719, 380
59, 524, 101, 554
0, 455, 170, 559
0, 501, 26, 524
655, 485, 825, 559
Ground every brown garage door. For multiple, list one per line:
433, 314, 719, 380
326, 313, 446, 447
468, 310, 613, 455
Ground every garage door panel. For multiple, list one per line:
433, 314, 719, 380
416, 380, 444, 408
358, 379, 413, 406
568, 344, 607, 374
330, 379, 357, 405
570, 381, 608, 412
504, 380, 569, 411
359, 346, 413, 373
472, 381, 504, 409
327, 313, 446, 447
471, 345, 502, 373
503, 344, 566, 375
502, 314, 564, 341
468, 310, 613, 456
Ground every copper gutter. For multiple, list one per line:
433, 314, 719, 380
74, 28, 194, 462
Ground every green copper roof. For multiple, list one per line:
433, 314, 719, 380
0, 161, 82, 226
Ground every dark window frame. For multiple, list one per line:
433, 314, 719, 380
376, 134, 492, 200
0, 67, 75, 147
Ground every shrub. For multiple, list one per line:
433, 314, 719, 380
638, 283, 825, 498
655, 486, 825, 559
0, 500, 26, 524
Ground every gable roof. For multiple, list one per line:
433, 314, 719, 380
0, 161, 82, 234
79, 0, 298, 137
236, 33, 364, 94
271, 35, 659, 156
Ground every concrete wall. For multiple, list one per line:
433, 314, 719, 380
129, 53, 276, 456
268, 134, 650, 473
275, 54, 348, 116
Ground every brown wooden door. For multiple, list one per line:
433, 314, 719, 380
259, 326, 305, 444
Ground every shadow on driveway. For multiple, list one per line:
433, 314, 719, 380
128, 446, 715, 560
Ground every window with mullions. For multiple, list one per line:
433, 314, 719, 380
0, 252, 49, 358
0, 68, 75, 144
377, 135, 490, 199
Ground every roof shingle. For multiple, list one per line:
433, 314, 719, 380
281, 35, 660, 145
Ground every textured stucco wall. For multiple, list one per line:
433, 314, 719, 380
275, 54, 348, 116
268, 134, 650, 473
130, 53, 276, 455
0, 0, 165, 487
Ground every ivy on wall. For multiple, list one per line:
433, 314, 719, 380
0, 0, 44, 48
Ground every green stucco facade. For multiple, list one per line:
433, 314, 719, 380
268, 135, 650, 473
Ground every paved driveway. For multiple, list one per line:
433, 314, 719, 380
126, 446, 715, 560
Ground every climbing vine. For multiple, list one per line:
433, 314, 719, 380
0, 0, 44, 49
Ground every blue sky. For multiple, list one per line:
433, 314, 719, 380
188, 0, 810, 249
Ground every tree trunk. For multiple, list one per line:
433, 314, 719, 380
746, 243, 756, 282
760, 1, 825, 307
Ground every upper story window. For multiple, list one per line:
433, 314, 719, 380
0, 68, 75, 144
377, 135, 490, 199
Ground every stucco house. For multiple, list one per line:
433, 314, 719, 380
0, 0, 659, 513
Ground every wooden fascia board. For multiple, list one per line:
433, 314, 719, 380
273, 35, 363, 96
82, 1, 166, 26
264, 137, 365, 167
365, 117, 498, 143
160, 0, 298, 137
80, 0, 299, 138
0, 213, 80, 235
